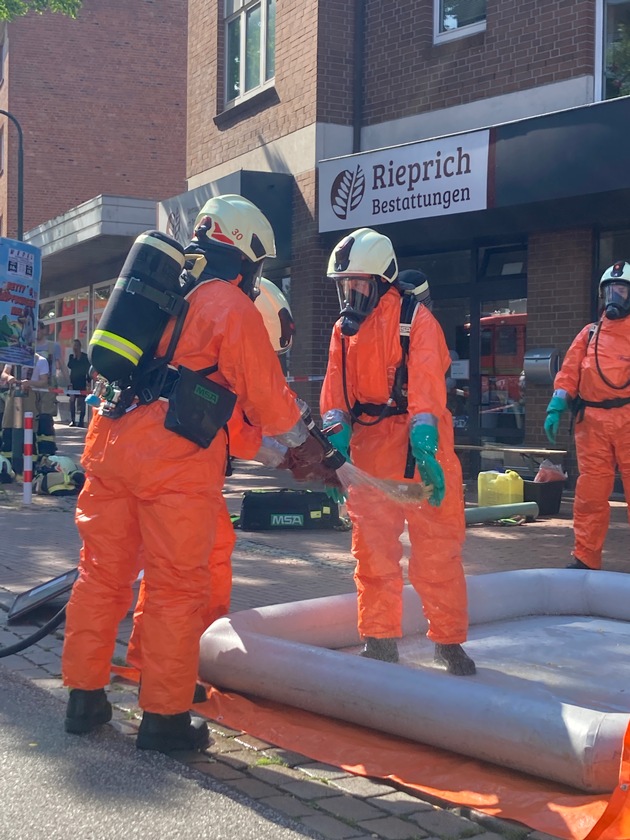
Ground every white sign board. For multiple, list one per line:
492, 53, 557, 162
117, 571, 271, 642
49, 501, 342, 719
450, 359, 469, 380
0, 238, 42, 368
318, 130, 489, 232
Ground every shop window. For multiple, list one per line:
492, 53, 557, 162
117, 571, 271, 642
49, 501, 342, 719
434, 0, 486, 43
77, 290, 89, 314
432, 297, 472, 435
92, 283, 111, 332
479, 245, 527, 280
61, 295, 76, 317
39, 300, 56, 322
604, 0, 630, 99
599, 229, 630, 271
225, 0, 276, 105
479, 301, 527, 445
399, 249, 472, 285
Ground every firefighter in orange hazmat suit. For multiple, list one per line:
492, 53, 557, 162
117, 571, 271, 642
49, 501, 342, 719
544, 260, 630, 570
126, 405, 261, 677
320, 228, 475, 675
62, 196, 329, 753
127, 279, 297, 674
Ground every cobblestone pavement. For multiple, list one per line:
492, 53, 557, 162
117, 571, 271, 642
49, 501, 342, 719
1, 423, 628, 840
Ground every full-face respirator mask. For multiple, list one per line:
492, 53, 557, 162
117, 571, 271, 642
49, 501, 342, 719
333, 274, 381, 336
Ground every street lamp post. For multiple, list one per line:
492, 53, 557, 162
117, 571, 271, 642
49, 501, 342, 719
0, 109, 24, 240
0, 109, 26, 474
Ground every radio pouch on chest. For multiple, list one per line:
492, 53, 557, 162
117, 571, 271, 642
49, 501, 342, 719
164, 365, 236, 449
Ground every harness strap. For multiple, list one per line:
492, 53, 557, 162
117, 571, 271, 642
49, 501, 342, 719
351, 400, 407, 418
571, 394, 630, 427
579, 395, 630, 409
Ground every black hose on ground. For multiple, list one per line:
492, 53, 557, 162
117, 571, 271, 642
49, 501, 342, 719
0, 606, 66, 657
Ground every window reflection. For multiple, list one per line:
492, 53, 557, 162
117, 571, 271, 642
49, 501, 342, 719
479, 301, 527, 444
605, 0, 630, 99
432, 297, 471, 433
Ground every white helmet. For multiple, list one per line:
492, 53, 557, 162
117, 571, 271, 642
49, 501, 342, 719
190, 194, 276, 297
254, 278, 295, 354
327, 228, 398, 283
600, 260, 630, 320
192, 194, 276, 263
327, 228, 398, 336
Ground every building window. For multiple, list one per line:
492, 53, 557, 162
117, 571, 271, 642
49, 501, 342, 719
225, 0, 276, 105
604, 0, 630, 99
434, 0, 486, 43
0, 27, 6, 87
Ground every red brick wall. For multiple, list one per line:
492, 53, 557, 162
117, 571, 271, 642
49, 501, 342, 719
316, 0, 356, 124
4, 0, 187, 236
525, 228, 595, 483
188, 0, 320, 180
289, 169, 339, 415
363, 0, 595, 125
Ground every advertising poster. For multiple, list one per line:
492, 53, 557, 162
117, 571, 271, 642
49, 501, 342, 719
0, 238, 42, 368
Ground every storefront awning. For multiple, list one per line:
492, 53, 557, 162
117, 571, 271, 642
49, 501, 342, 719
24, 195, 157, 296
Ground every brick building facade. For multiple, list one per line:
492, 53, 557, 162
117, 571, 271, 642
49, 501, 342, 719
2, 0, 187, 345
165, 0, 630, 484
6, 0, 630, 487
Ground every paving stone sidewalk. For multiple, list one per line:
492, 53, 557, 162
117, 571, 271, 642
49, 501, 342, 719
2, 423, 628, 840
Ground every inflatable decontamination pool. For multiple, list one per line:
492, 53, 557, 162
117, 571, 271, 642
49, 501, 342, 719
199, 568, 630, 793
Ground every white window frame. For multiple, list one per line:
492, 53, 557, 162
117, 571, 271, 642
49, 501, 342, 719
595, 0, 604, 100
224, 0, 275, 107
601, 0, 630, 101
0, 25, 7, 87
433, 0, 487, 45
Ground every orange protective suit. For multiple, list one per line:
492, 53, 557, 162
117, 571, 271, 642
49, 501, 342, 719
320, 289, 468, 643
126, 404, 263, 671
62, 279, 301, 715
553, 316, 630, 569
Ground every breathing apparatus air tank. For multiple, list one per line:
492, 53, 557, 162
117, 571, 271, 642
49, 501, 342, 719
89, 230, 187, 383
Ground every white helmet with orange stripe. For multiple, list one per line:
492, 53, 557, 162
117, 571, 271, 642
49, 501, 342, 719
188, 194, 276, 298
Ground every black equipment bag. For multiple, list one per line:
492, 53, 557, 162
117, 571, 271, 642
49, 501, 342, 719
164, 365, 237, 448
239, 489, 341, 531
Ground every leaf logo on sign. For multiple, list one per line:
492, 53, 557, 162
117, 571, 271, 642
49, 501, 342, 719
330, 166, 365, 220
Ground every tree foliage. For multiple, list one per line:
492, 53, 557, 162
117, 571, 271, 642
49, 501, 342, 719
0, 0, 82, 20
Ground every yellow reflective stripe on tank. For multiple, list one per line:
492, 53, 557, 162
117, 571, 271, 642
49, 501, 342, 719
91, 330, 142, 366
135, 232, 185, 266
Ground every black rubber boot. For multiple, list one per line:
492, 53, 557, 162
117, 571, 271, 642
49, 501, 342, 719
136, 711, 210, 753
434, 643, 476, 676
64, 688, 113, 734
192, 683, 207, 704
359, 637, 399, 663
566, 558, 592, 570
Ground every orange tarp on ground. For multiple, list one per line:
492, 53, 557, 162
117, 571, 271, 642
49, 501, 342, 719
111, 665, 630, 839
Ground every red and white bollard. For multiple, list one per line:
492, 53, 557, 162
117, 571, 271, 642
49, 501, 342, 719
23, 411, 33, 505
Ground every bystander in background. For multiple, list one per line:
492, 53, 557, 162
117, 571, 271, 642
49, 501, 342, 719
67, 339, 91, 427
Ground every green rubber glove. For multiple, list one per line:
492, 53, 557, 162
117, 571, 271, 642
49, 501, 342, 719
326, 485, 347, 506
544, 394, 568, 445
324, 422, 352, 462
410, 424, 445, 507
